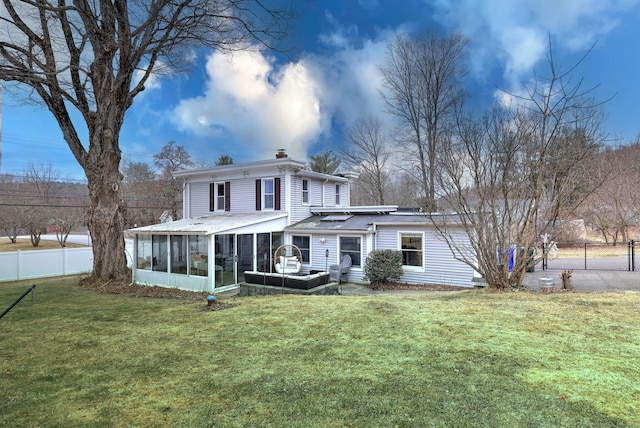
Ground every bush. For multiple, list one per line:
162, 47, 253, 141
363, 250, 403, 285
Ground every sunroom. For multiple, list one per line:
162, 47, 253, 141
129, 212, 288, 293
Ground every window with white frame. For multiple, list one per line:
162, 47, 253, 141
400, 233, 423, 267
215, 182, 225, 211
292, 235, 310, 263
302, 179, 309, 204
263, 178, 274, 210
339, 236, 361, 267
335, 184, 341, 205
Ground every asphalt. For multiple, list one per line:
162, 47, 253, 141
338, 270, 640, 296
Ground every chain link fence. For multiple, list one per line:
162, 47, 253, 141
541, 240, 637, 271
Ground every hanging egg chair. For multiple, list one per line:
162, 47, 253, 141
274, 244, 302, 274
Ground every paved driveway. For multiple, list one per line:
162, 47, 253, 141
523, 269, 640, 292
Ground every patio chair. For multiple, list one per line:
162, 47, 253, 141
330, 254, 352, 284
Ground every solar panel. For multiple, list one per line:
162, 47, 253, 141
321, 215, 353, 222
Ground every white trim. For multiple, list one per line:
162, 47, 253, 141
302, 178, 310, 205
398, 231, 425, 271
214, 181, 226, 211
291, 234, 312, 265
338, 234, 362, 268
262, 177, 275, 211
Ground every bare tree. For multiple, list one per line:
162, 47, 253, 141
432, 43, 606, 290
153, 140, 194, 176
308, 150, 341, 174
380, 32, 468, 211
23, 163, 63, 204
581, 143, 640, 243
342, 115, 391, 205
0, 0, 295, 280
153, 140, 194, 220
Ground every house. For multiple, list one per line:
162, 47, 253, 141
129, 151, 476, 293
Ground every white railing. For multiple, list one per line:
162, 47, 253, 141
0, 247, 94, 282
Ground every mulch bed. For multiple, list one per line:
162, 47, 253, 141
78, 277, 237, 311
367, 281, 465, 291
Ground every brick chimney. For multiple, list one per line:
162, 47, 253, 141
276, 149, 288, 159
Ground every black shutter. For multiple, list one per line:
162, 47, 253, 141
225, 181, 231, 211
209, 183, 215, 211
275, 177, 281, 211
255, 179, 261, 211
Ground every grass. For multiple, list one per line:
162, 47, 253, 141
0, 237, 88, 252
1, 278, 639, 427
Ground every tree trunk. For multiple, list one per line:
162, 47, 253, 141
85, 137, 128, 281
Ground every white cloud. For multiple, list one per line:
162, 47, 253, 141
432, 0, 640, 86
172, 50, 324, 160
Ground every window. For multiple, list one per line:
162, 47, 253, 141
292, 235, 310, 263
189, 235, 208, 277
400, 233, 423, 267
302, 179, 309, 204
335, 184, 341, 205
136, 234, 152, 270
170, 235, 188, 274
339, 236, 361, 267
152, 235, 168, 272
264, 178, 274, 210
216, 183, 225, 211
210, 182, 229, 211
256, 178, 280, 211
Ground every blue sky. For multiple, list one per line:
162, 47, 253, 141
2, 0, 640, 180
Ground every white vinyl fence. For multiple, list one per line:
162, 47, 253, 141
0, 247, 94, 282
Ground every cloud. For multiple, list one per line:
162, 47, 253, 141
432, 0, 640, 86
172, 50, 324, 160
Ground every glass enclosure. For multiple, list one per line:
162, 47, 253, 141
257, 233, 271, 272
136, 231, 285, 287
152, 235, 168, 272
137, 234, 152, 270
215, 234, 235, 287
189, 235, 208, 277
170, 235, 188, 274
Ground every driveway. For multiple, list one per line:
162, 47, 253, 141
523, 269, 640, 292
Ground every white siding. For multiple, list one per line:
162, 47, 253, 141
374, 226, 474, 287
231, 177, 258, 213
189, 181, 210, 217
297, 233, 368, 283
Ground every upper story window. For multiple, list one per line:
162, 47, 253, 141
256, 178, 280, 211
216, 183, 225, 211
335, 184, 341, 205
302, 179, 309, 204
400, 233, 423, 268
210, 182, 230, 211
263, 178, 274, 210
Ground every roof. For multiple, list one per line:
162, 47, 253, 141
171, 157, 351, 183
128, 212, 288, 235
286, 211, 463, 233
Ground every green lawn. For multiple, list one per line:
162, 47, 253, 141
1, 278, 639, 427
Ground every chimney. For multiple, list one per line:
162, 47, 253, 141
276, 149, 288, 159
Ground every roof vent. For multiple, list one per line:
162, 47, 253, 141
276, 149, 288, 159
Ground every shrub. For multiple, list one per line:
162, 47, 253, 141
363, 250, 403, 285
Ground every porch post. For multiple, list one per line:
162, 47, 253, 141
208, 234, 215, 292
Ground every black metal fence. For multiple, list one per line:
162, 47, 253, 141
542, 240, 637, 271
